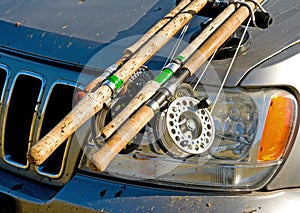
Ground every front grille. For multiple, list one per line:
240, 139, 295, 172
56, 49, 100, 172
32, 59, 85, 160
3, 72, 44, 169
36, 81, 75, 178
0, 59, 83, 185
0, 65, 8, 115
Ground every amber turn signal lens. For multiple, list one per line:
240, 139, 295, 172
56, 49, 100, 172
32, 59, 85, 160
258, 93, 294, 161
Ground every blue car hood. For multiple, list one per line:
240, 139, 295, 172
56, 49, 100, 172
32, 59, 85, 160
0, 0, 299, 86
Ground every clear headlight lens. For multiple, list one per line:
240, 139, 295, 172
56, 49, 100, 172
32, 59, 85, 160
78, 87, 297, 191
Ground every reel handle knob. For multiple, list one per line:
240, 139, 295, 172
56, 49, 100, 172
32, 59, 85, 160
197, 97, 212, 109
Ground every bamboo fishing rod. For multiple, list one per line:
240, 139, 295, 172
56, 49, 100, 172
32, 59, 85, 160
100, 3, 238, 140
90, 0, 267, 172
27, 0, 209, 166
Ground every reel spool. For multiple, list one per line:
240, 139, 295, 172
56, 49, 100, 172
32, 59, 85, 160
157, 96, 215, 158
92, 66, 153, 153
94, 96, 145, 154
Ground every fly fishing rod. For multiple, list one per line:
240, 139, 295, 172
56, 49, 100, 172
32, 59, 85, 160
90, 0, 270, 172
27, 0, 209, 166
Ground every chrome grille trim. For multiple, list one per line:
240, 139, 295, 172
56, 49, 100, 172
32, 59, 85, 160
35, 80, 77, 178
1, 71, 45, 169
0, 56, 87, 185
35, 137, 73, 179
0, 64, 10, 114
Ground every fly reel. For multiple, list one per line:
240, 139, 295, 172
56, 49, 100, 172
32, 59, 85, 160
92, 66, 153, 153
156, 96, 215, 159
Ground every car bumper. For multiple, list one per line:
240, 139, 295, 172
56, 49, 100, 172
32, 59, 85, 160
2, 173, 300, 213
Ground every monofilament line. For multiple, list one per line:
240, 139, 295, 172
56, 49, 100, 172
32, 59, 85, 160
210, 18, 251, 113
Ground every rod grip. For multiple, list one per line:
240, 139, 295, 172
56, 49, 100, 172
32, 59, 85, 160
124, 0, 193, 55
27, 85, 112, 165
91, 105, 155, 172
101, 80, 160, 139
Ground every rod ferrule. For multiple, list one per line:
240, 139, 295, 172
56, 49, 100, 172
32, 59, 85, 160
99, 64, 119, 82
154, 58, 183, 84
164, 61, 181, 74
146, 99, 160, 113
103, 75, 124, 95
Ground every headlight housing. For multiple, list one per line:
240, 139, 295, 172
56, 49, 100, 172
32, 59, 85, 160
78, 87, 297, 191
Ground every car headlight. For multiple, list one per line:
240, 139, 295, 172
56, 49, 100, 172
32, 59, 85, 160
78, 87, 297, 191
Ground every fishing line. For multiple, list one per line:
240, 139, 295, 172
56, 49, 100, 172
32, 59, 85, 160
230, 0, 267, 28
210, 17, 252, 113
192, 49, 218, 91
163, 21, 190, 68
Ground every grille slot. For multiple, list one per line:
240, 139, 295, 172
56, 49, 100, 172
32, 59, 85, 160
3, 72, 44, 169
0, 59, 82, 184
36, 82, 75, 178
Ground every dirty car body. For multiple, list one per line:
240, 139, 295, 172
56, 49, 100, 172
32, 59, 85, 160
0, 0, 300, 212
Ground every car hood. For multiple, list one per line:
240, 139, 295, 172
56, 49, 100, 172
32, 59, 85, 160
0, 0, 299, 86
